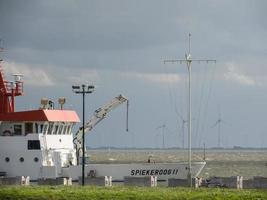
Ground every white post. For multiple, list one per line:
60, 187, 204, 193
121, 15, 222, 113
187, 33, 192, 187
187, 58, 192, 187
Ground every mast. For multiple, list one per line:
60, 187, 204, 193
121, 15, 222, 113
187, 33, 192, 187
0, 41, 23, 113
164, 33, 216, 187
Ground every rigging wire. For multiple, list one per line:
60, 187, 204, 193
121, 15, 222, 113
192, 62, 218, 148
194, 64, 209, 147
163, 43, 217, 150
198, 62, 217, 147
163, 61, 182, 148
164, 59, 217, 149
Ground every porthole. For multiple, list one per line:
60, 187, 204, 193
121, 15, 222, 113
19, 157, 24, 162
34, 157, 39, 162
5, 157, 10, 162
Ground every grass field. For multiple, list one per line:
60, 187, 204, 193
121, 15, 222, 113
0, 186, 267, 200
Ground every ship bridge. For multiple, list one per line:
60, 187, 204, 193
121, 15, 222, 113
0, 109, 80, 136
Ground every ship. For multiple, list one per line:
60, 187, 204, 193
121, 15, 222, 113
0, 61, 205, 183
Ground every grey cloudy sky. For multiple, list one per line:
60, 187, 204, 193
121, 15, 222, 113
0, 0, 267, 148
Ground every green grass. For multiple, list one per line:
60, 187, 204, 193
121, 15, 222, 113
0, 186, 266, 200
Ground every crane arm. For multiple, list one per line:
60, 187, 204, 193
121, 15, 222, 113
73, 94, 128, 156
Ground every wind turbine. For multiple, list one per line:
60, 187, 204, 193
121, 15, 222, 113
156, 124, 166, 149
174, 109, 197, 149
0, 39, 4, 52
211, 112, 226, 148
175, 111, 187, 149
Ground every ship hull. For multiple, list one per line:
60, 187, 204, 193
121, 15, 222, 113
63, 162, 206, 182
0, 135, 206, 182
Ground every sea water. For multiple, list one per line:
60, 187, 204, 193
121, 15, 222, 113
87, 149, 267, 179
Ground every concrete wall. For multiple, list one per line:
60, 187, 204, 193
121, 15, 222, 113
242, 179, 255, 189
124, 176, 157, 187
253, 177, 267, 189
78, 176, 112, 186
202, 176, 242, 189
243, 177, 267, 189
38, 177, 72, 185
0, 176, 30, 185
167, 178, 202, 188
168, 178, 189, 187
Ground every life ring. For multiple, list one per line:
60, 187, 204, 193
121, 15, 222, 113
3, 130, 12, 136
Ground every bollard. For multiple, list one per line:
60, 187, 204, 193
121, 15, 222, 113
193, 177, 202, 188
237, 176, 243, 189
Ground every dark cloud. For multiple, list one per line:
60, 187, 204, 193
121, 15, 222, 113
0, 0, 181, 51
1, 0, 266, 71
1, 0, 267, 148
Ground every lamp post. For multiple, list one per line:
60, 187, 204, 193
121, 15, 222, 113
72, 84, 95, 186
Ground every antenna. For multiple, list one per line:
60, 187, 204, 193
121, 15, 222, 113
0, 39, 4, 62
12, 74, 24, 82
164, 33, 216, 187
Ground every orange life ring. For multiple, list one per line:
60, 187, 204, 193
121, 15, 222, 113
3, 130, 12, 136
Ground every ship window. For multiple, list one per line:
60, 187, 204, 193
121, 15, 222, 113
35, 123, 38, 133
43, 125, 48, 134
58, 125, 63, 135
25, 123, 33, 135
14, 124, 22, 135
63, 125, 67, 135
5, 157, 10, 162
66, 125, 69, 134
67, 125, 72, 135
28, 140, 41, 150
34, 157, 39, 162
53, 125, 59, 135
40, 124, 44, 133
19, 157, 24, 162
47, 122, 53, 135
